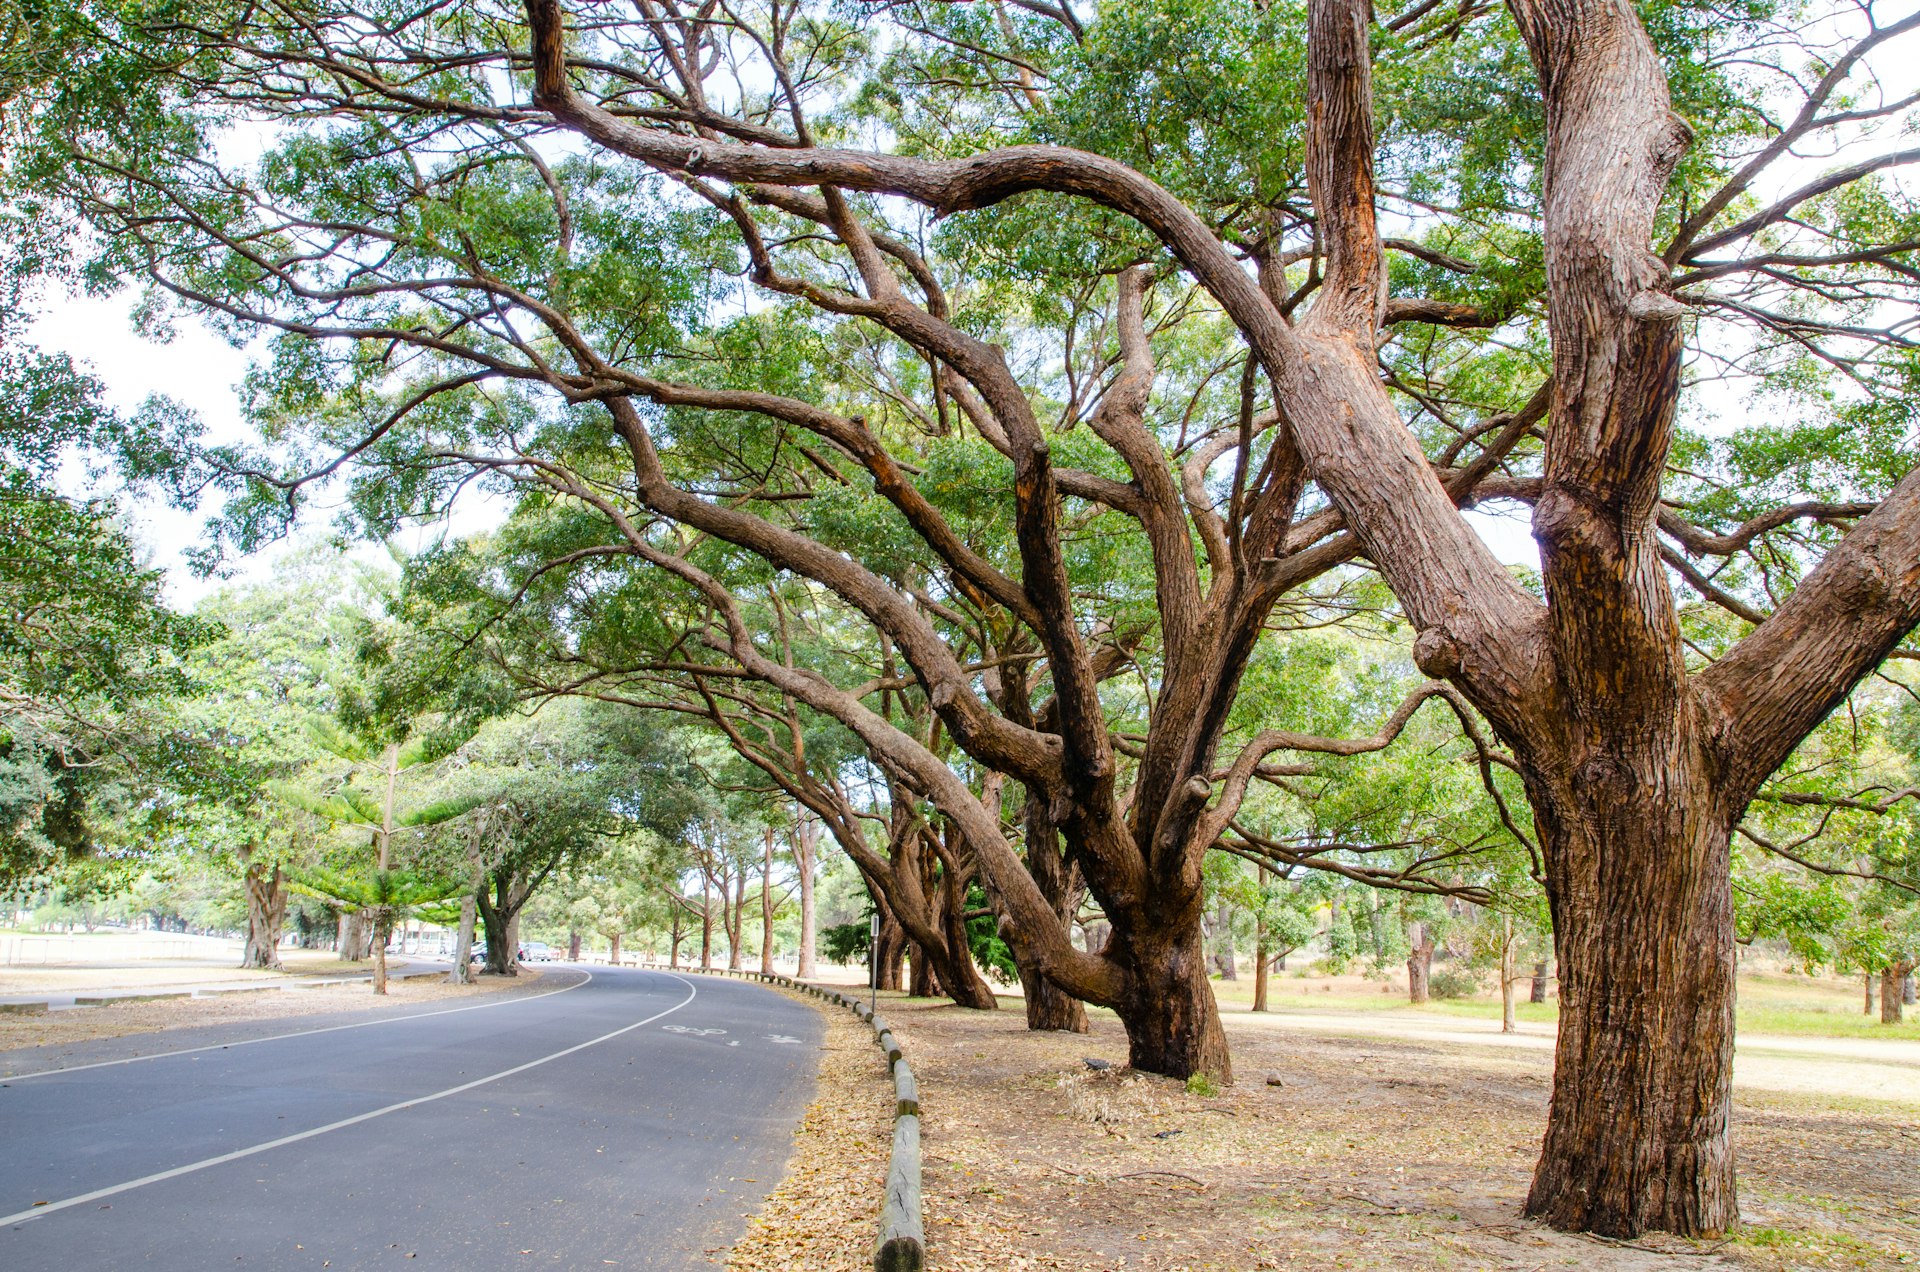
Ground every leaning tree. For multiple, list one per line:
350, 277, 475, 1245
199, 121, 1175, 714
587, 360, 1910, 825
15, 0, 1920, 1239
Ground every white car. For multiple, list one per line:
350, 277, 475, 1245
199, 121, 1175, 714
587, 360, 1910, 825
519, 941, 557, 962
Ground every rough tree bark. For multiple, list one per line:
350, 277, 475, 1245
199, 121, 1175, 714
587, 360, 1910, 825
699, 873, 713, 972
794, 813, 818, 979
1407, 921, 1434, 1005
727, 869, 746, 971
1883, 960, 1914, 1024
338, 911, 372, 962
239, 851, 287, 971
761, 826, 777, 976
1500, 915, 1518, 1034
875, 910, 906, 992
371, 911, 392, 995
1212, 901, 1238, 980
1532, 960, 1551, 1004
477, 868, 543, 977
450, 892, 478, 985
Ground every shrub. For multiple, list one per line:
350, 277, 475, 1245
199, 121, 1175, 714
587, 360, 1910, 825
1429, 968, 1484, 999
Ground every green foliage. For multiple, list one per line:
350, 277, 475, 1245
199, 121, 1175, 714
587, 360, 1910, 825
0, 324, 216, 890
823, 919, 871, 966
286, 864, 464, 919
1428, 968, 1484, 1000
964, 882, 1019, 985
1323, 902, 1358, 975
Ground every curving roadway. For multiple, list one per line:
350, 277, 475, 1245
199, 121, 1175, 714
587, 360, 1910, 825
0, 966, 821, 1270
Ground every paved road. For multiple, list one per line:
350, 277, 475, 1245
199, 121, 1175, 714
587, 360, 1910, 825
0, 966, 822, 1270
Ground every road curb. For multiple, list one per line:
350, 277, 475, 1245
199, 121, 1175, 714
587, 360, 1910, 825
679, 966, 927, 1272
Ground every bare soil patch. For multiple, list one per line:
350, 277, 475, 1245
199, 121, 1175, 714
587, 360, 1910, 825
0, 968, 554, 1063
860, 994, 1918, 1271
726, 987, 893, 1270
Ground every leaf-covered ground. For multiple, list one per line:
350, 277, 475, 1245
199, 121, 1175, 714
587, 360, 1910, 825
724, 993, 892, 1269
748, 988, 1916, 1270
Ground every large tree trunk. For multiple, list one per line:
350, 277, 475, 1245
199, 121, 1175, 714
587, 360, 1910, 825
908, 942, 938, 997
371, 913, 392, 995
567, 929, 582, 961
482, 912, 515, 975
1407, 921, 1433, 1004
1106, 922, 1230, 1080
761, 827, 777, 976
795, 815, 818, 979
1211, 900, 1238, 980
699, 874, 714, 971
1005, 802, 1088, 1032
240, 859, 287, 970
609, 930, 622, 964
1524, 789, 1737, 1239
669, 906, 683, 969
450, 893, 478, 985
1500, 914, 1517, 1034
875, 912, 906, 991
1532, 960, 1551, 1004
1883, 961, 1913, 1024
477, 874, 524, 977
728, 869, 746, 971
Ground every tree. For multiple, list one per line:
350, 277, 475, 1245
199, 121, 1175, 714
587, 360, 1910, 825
288, 864, 465, 980
448, 700, 710, 974
19, 0, 1920, 1239
269, 719, 480, 991
0, 325, 215, 890
166, 554, 380, 968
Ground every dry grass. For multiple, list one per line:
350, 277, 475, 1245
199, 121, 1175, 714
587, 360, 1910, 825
853, 992, 1920, 1272
0, 968, 556, 1065
726, 987, 893, 1270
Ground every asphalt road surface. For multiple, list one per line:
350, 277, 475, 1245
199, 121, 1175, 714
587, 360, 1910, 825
0, 966, 822, 1270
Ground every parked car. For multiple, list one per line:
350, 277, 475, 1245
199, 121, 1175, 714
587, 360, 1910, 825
519, 941, 556, 962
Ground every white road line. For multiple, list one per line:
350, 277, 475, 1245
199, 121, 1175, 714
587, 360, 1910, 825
0, 970, 600, 1084
0, 974, 698, 1230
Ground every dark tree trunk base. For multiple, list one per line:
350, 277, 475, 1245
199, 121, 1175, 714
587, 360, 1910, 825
1112, 930, 1230, 1081
1524, 788, 1738, 1240
1019, 964, 1088, 1032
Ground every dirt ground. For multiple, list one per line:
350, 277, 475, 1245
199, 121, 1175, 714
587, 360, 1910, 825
833, 995, 1920, 1272
0, 967, 558, 1063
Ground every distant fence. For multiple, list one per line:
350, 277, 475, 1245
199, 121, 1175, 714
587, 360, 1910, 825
686, 966, 926, 1272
